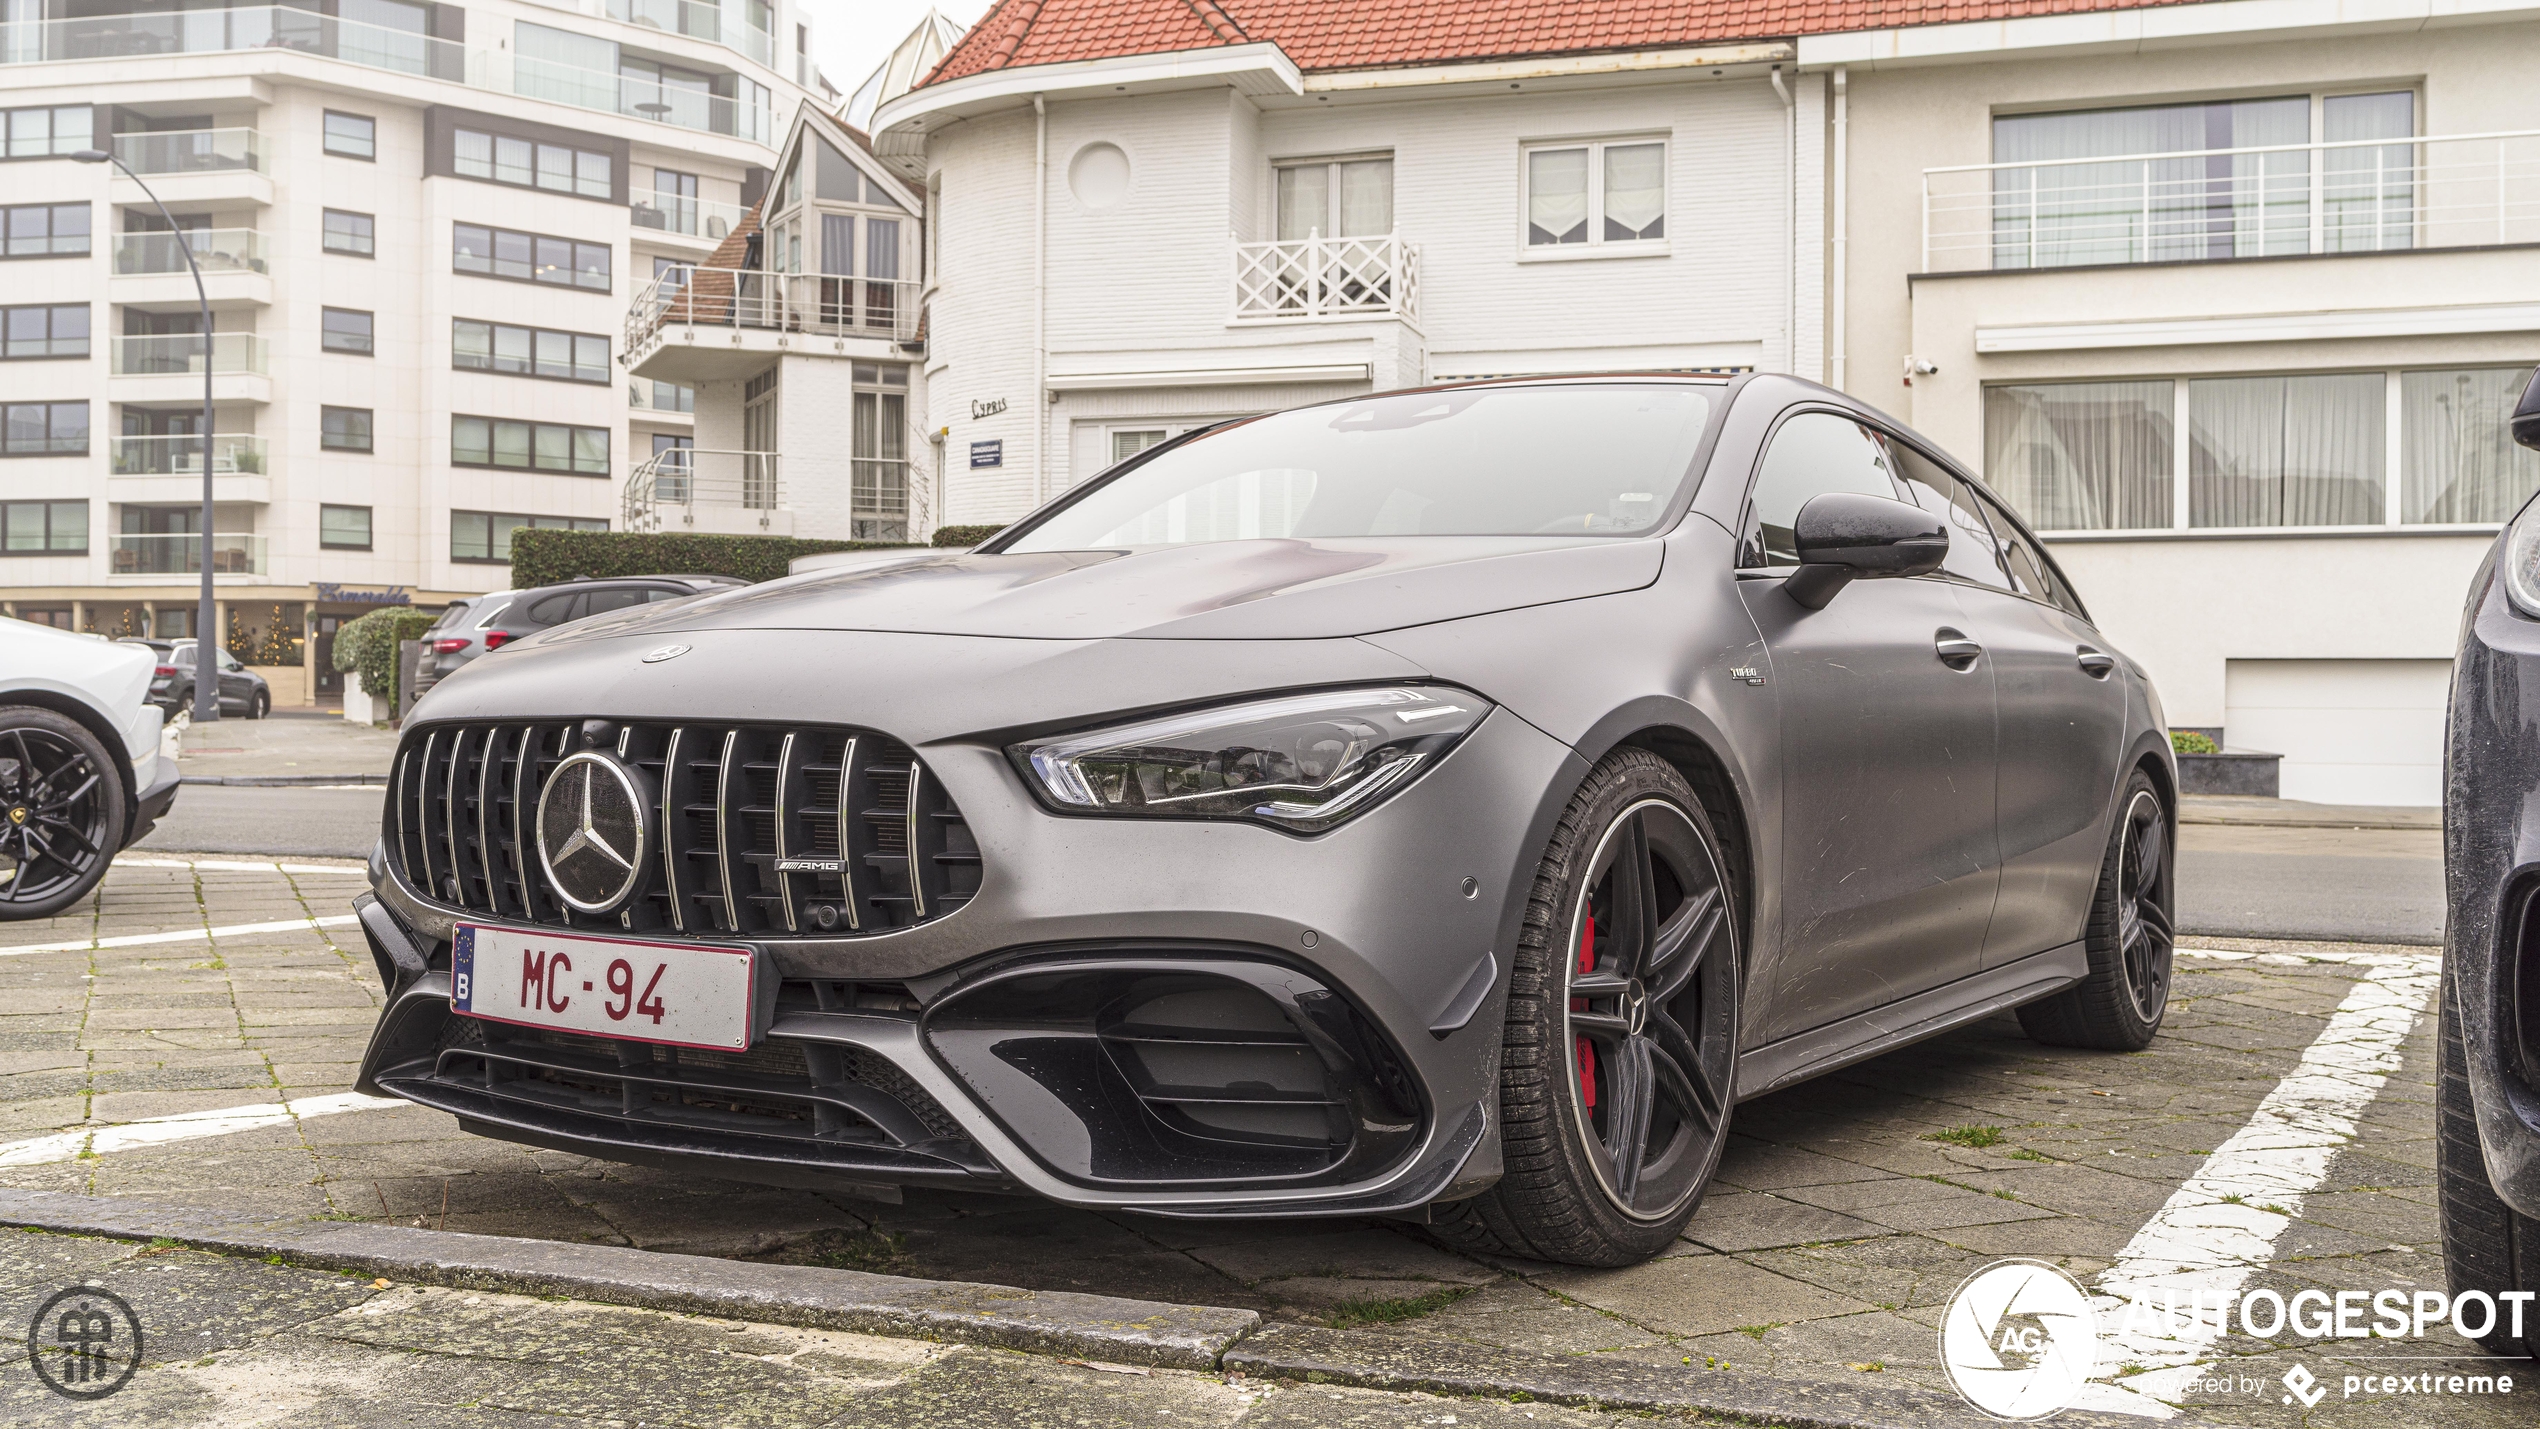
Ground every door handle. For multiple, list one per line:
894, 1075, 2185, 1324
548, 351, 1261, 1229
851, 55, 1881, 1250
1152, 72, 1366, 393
1934, 629, 1983, 670
2076, 646, 2117, 679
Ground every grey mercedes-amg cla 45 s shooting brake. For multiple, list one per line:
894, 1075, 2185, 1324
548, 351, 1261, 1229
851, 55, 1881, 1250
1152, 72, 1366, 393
354, 373, 2178, 1267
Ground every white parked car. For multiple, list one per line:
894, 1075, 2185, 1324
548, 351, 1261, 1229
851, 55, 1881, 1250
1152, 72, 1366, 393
0, 620, 180, 919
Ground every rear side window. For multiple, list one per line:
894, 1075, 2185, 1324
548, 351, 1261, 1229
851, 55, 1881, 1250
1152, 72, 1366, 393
581, 587, 648, 616
426, 602, 473, 633
1744, 411, 1903, 567
474, 597, 514, 628
524, 593, 581, 625
643, 587, 685, 602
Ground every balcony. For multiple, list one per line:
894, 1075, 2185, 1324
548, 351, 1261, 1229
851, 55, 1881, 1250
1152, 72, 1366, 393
112, 127, 266, 175
1921, 130, 2540, 273
624, 448, 792, 535
625, 269, 921, 381
606, 0, 773, 71
5, 8, 773, 143
630, 190, 750, 242
1233, 233, 1420, 323
113, 229, 267, 275
111, 532, 265, 576
628, 379, 694, 416
111, 334, 268, 376
110, 434, 266, 475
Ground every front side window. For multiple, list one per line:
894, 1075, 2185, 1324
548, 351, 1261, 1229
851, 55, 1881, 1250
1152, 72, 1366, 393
322, 308, 374, 354
1, 500, 86, 552
3, 304, 88, 359
1008, 384, 1715, 552
1525, 139, 1666, 249
321, 406, 373, 452
1744, 411, 1902, 566
320, 504, 373, 549
2, 402, 86, 455
323, 111, 376, 160
4, 203, 90, 257
322, 209, 374, 256
1889, 443, 2011, 591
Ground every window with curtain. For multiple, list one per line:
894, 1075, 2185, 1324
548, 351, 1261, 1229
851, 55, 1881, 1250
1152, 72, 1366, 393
2189, 372, 2385, 527
1275, 158, 1393, 240
2324, 92, 2416, 252
1526, 140, 1665, 249
1984, 382, 2175, 531
2403, 367, 2540, 523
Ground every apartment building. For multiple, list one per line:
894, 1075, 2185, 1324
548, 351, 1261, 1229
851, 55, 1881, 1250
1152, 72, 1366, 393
1815, 0, 2540, 804
0, 0, 829, 702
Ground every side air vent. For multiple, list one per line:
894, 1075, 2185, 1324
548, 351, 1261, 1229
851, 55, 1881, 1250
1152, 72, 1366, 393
389, 721, 981, 939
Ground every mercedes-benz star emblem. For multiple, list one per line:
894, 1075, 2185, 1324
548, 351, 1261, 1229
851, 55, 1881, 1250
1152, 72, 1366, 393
536, 751, 651, 913
642, 644, 691, 664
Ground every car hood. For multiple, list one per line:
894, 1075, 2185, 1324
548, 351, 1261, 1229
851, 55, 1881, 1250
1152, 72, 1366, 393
522, 536, 1664, 647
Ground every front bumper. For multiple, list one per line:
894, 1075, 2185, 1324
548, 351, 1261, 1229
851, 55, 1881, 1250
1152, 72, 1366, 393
2446, 544, 2540, 1217
354, 706, 1582, 1216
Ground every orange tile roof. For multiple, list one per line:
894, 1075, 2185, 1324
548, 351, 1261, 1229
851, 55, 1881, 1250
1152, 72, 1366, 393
923, 0, 2213, 86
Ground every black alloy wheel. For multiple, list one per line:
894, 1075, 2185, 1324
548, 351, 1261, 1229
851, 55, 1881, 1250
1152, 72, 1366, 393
0, 708, 125, 921
2019, 770, 2173, 1051
1434, 749, 1741, 1266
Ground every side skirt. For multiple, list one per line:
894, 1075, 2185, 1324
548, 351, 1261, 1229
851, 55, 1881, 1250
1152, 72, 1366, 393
1735, 941, 2087, 1100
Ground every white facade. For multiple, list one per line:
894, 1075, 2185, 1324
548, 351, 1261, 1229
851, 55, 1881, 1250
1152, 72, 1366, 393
0, 0, 827, 700
1812, 6, 2540, 803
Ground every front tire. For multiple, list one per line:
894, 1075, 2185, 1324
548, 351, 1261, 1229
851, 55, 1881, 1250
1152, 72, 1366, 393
2437, 978, 2540, 1359
249, 691, 269, 720
0, 706, 127, 922
2019, 770, 2172, 1051
1434, 749, 1740, 1267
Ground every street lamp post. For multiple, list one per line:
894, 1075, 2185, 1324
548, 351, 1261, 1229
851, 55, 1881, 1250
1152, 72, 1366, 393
71, 145, 219, 724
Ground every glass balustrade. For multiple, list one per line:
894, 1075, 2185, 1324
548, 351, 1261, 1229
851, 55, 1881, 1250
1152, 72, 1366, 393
111, 532, 265, 575
110, 434, 267, 475
112, 229, 268, 275
110, 334, 270, 376
111, 127, 266, 174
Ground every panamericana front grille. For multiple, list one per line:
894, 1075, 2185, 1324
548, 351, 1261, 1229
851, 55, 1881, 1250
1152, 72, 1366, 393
389, 720, 981, 938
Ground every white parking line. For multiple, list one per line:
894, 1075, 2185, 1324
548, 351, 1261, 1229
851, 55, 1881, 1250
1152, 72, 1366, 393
113, 857, 368, 875
2076, 947, 2444, 1417
0, 914, 363, 957
0, 1092, 408, 1167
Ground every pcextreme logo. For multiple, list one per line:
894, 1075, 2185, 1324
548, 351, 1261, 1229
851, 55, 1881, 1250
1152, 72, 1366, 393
1939, 1260, 2100, 1420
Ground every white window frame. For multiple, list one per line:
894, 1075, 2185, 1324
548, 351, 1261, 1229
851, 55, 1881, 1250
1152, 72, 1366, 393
1988, 364, 2535, 539
1517, 135, 1670, 262
1269, 152, 1395, 240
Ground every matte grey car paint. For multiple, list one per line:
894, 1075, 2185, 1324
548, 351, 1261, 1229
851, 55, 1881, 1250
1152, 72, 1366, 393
356, 372, 2174, 1217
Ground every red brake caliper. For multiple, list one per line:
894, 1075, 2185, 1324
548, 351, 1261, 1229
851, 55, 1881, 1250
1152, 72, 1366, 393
1573, 912, 1597, 1110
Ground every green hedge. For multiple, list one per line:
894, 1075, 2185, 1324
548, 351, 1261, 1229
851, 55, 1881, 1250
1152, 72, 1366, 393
2170, 730, 2221, 755
330, 607, 433, 708
931, 524, 1006, 548
508, 530, 916, 589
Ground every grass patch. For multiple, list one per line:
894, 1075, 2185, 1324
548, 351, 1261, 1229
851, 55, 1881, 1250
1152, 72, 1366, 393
2007, 1149, 2052, 1163
1991, 1189, 2019, 1201
1320, 1284, 1477, 1329
1734, 1322, 1782, 1341
1924, 1125, 2004, 1149
2220, 1193, 2246, 1205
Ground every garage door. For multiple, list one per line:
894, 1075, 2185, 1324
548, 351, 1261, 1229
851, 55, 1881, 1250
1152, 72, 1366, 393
2223, 659, 2452, 807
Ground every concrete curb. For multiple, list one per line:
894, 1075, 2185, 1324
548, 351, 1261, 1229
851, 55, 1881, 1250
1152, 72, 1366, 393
1223, 1324, 2209, 1429
0, 1189, 1254, 1370
180, 774, 390, 786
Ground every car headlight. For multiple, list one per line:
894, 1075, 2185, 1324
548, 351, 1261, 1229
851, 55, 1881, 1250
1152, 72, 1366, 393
2507, 500, 2540, 618
1015, 686, 1492, 833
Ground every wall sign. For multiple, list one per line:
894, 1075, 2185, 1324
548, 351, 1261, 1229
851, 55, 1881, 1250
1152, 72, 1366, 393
970, 440, 1003, 468
314, 583, 411, 606
970, 396, 1007, 420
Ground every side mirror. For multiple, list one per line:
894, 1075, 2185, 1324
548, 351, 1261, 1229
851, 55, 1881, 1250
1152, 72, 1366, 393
2513, 367, 2540, 452
1784, 492, 1950, 609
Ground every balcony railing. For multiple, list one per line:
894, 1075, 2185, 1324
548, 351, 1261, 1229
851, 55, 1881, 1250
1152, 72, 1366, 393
110, 434, 267, 475
624, 448, 781, 530
111, 127, 266, 175
627, 268, 922, 349
851, 457, 911, 543
111, 334, 269, 376
629, 379, 695, 413
112, 532, 265, 575
605, 0, 773, 69
4, 8, 773, 142
630, 190, 749, 240
1233, 232, 1420, 323
1923, 129, 2540, 273
113, 228, 268, 275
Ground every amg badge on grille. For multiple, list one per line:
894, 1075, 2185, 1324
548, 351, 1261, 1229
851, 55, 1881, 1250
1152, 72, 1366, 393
536, 751, 653, 913
774, 857, 848, 874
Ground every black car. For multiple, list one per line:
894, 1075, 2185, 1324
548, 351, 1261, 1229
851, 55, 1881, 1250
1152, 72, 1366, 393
124, 638, 270, 718
422, 576, 745, 692
2440, 367, 2540, 1360
354, 375, 2175, 1266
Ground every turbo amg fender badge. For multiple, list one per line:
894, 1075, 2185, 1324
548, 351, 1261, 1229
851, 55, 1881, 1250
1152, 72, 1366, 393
536, 751, 652, 913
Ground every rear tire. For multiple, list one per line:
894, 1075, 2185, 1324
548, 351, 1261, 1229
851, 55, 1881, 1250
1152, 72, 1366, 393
0, 706, 126, 922
2019, 769, 2171, 1051
2436, 978, 2540, 1359
249, 691, 269, 720
1433, 748, 1740, 1267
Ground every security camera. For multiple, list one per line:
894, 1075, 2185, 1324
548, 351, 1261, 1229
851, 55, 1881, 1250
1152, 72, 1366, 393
1905, 357, 1940, 377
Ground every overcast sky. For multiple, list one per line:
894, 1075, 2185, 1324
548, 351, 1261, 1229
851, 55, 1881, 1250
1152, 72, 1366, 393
805, 0, 987, 103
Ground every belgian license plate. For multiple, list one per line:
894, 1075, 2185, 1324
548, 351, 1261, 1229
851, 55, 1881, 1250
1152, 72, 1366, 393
451, 924, 760, 1052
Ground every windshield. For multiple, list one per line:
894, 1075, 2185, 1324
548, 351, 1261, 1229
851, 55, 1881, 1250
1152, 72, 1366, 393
1005, 384, 1716, 552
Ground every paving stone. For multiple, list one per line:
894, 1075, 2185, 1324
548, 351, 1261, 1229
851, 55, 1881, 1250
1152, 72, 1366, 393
1682, 1192, 1889, 1252
1532, 1253, 1873, 1337
1182, 1228, 1494, 1287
